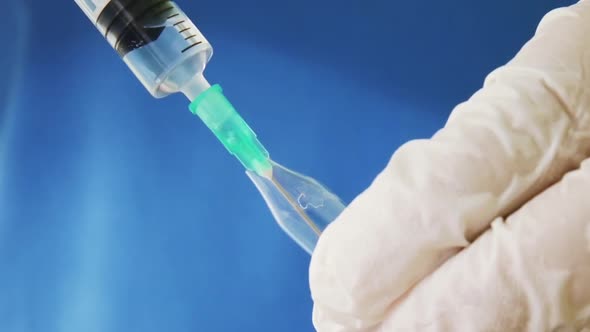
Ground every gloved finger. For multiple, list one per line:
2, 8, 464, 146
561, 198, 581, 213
377, 158, 590, 332
310, 1, 590, 330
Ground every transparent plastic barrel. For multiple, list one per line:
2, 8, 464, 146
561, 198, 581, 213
75, 0, 213, 98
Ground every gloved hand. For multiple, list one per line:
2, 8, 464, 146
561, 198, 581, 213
309, 1, 590, 331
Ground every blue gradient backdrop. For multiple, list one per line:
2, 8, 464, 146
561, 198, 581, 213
0, 0, 576, 331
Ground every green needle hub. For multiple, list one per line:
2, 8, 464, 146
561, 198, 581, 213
189, 84, 272, 175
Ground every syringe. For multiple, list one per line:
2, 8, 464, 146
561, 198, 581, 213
74, 0, 346, 254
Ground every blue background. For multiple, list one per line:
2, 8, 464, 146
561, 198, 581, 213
0, 0, 576, 331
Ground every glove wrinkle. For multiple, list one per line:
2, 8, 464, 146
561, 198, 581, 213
377, 159, 590, 331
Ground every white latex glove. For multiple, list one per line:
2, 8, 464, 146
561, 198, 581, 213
309, 1, 590, 331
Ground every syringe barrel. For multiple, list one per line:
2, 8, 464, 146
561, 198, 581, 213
74, 0, 213, 98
